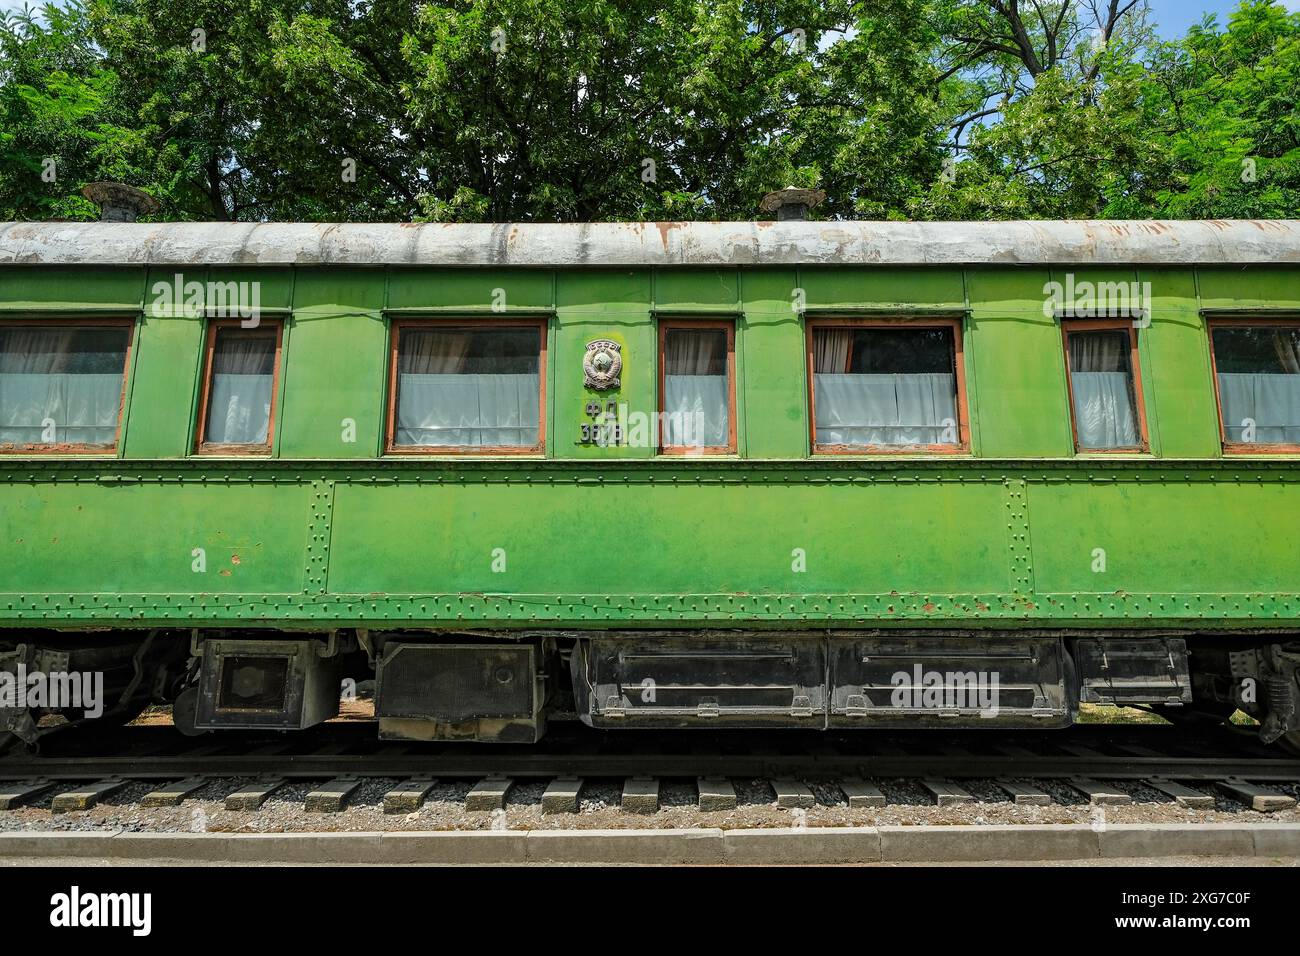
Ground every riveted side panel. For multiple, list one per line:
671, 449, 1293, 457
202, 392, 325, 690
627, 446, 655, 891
324, 471, 1011, 597
0, 472, 312, 595
0, 461, 1296, 629
1031, 472, 1300, 596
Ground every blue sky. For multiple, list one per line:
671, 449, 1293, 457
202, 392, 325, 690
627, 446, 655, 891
1149, 0, 1300, 36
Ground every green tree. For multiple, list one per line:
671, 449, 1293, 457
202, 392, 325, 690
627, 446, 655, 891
2, 0, 946, 221
917, 0, 1300, 220
1138, 0, 1300, 218
2, 0, 1298, 222
1, 2, 129, 219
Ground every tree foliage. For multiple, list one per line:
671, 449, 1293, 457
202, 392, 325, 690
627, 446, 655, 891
1, 0, 1298, 222
920, 0, 1300, 219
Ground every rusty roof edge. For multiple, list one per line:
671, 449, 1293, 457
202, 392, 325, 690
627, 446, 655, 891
1, 219, 1298, 267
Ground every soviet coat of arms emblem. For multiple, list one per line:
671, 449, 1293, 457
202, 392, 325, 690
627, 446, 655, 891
583, 339, 622, 390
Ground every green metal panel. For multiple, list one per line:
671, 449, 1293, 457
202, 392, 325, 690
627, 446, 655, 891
291, 267, 387, 321
325, 473, 1010, 595
279, 270, 387, 458
555, 270, 653, 459
798, 266, 965, 310
1140, 267, 1221, 458
739, 269, 806, 458
1031, 475, 1300, 595
0, 266, 143, 312
201, 267, 295, 312
966, 268, 1072, 458
0, 461, 1295, 629
653, 269, 739, 311
0, 473, 310, 593
1197, 266, 1300, 312
276, 311, 388, 459
386, 267, 553, 312
122, 313, 204, 458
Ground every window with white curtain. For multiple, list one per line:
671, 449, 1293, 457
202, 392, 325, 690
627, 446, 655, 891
810, 324, 962, 450
392, 324, 542, 450
0, 324, 131, 450
1211, 324, 1300, 447
199, 325, 279, 450
661, 324, 732, 451
1064, 325, 1144, 451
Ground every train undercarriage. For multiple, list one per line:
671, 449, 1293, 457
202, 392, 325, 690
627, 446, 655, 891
2, 628, 1298, 755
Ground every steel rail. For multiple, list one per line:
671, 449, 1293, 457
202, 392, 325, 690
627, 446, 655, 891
1, 752, 1297, 782
2, 724, 1298, 782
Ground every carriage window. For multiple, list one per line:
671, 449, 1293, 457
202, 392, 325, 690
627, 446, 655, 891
1062, 322, 1146, 451
809, 323, 964, 451
0, 323, 131, 451
660, 322, 735, 453
1211, 323, 1300, 449
197, 322, 281, 453
388, 323, 544, 452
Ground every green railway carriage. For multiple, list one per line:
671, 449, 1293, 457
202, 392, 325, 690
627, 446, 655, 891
1, 215, 1299, 752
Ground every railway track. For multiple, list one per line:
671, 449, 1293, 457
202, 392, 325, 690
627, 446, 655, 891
3, 721, 1299, 781
1, 722, 1298, 815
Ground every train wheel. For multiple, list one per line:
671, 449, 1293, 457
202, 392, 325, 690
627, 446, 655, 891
171, 687, 207, 737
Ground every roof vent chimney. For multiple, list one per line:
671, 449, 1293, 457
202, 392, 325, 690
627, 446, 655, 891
760, 186, 826, 221
81, 182, 159, 222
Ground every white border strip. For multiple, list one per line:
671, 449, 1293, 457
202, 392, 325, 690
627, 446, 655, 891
1, 824, 1296, 864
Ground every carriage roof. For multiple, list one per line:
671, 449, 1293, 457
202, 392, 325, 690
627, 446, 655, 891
2, 219, 1299, 268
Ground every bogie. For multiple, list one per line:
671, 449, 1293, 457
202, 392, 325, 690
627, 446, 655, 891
7, 628, 1297, 754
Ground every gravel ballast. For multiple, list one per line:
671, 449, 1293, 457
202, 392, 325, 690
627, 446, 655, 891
1, 775, 1297, 834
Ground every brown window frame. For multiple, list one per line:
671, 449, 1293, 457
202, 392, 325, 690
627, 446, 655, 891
0, 316, 135, 456
385, 318, 548, 456
1060, 318, 1150, 454
194, 318, 284, 456
657, 318, 738, 455
1207, 316, 1300, 455
805, 316, 970, 455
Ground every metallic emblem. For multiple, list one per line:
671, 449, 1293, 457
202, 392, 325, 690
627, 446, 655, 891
583, 339, 622, 390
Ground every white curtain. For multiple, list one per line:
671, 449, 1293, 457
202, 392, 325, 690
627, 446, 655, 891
399, 329, 471, 374
205, 335, 274, 445
1218, 372, 1300, 443
397, 374, 540, 446
663, 329, 728, 447
814, 329, 852, 374
814, 372, 957, 446
1069, 332, 1139, 449
395, 329, 539, 447
1071, 373, 1139, 448
0, 328, 126, 445
664, 376, 728, 446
